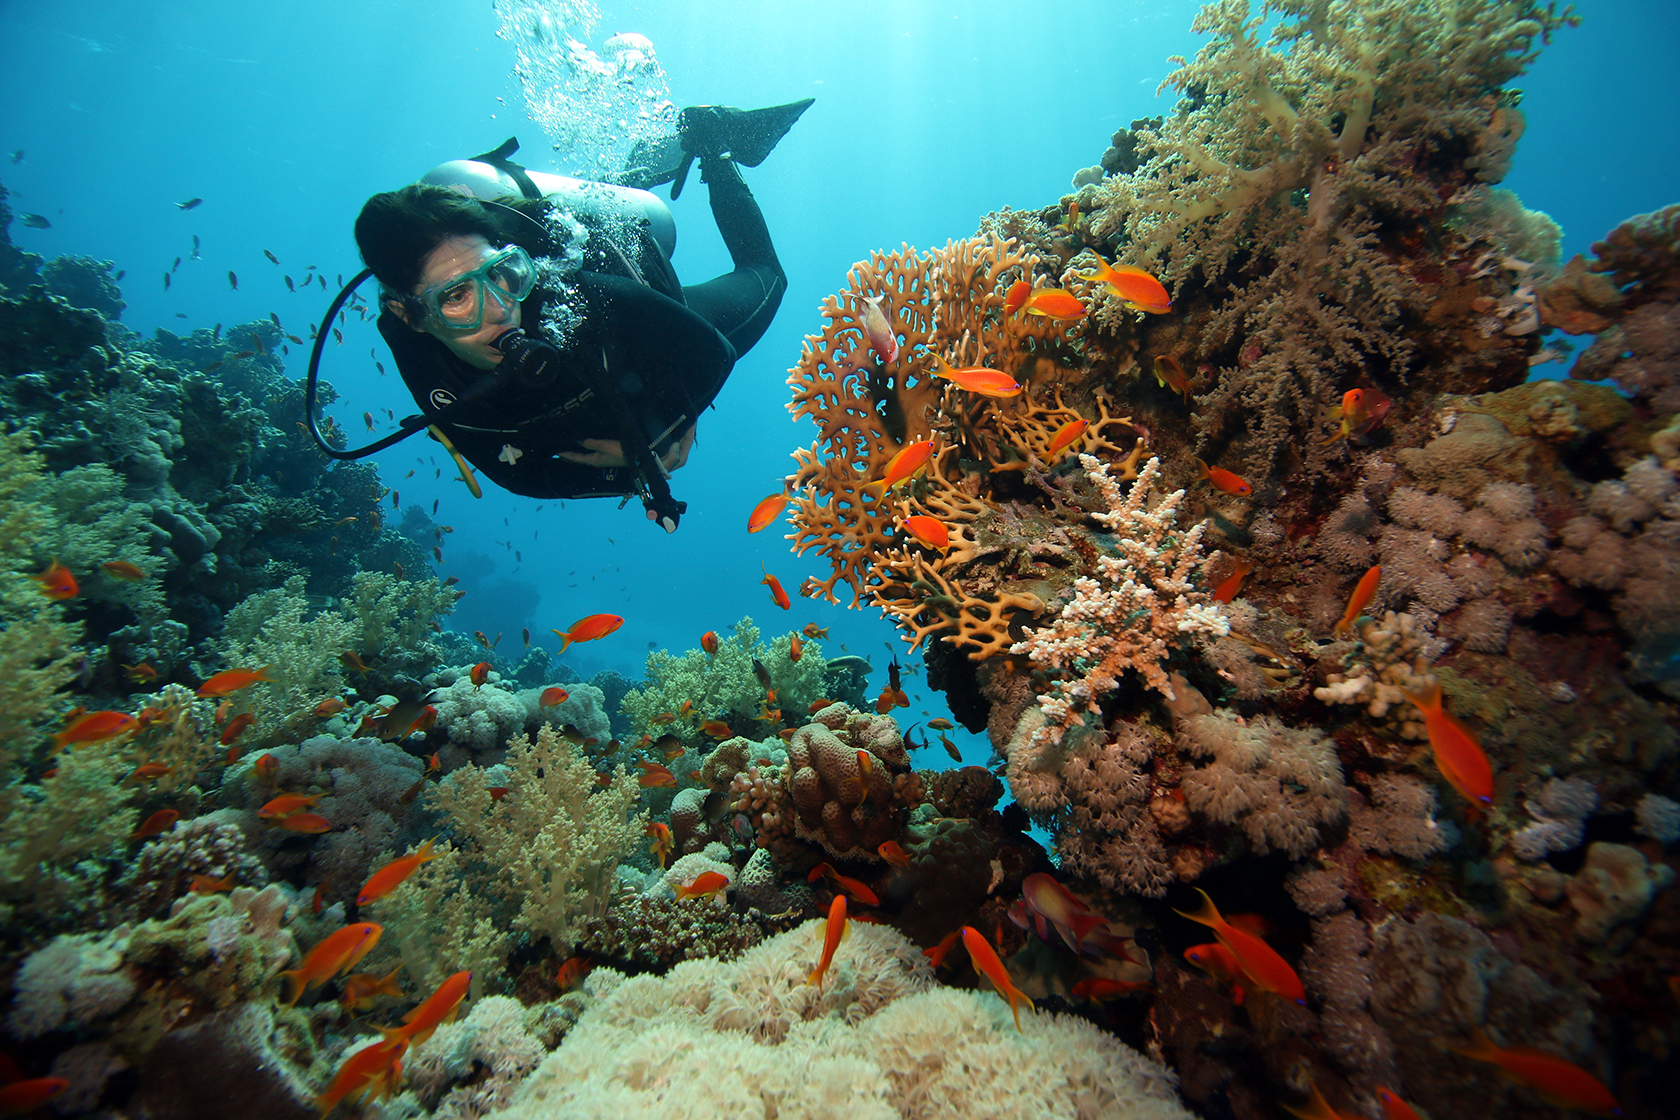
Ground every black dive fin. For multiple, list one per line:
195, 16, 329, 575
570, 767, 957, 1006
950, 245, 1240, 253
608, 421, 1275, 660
678, 98, 815, 168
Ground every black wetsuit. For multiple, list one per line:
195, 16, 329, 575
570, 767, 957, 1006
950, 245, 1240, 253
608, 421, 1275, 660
379, 159, 786, 500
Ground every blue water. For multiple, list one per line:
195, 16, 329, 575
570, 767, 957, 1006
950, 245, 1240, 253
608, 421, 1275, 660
2, 0, 1676, 766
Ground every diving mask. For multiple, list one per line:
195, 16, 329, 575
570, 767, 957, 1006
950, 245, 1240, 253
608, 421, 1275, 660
418, 244, 537, 332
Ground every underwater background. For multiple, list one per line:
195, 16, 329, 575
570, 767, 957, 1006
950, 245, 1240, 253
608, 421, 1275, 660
0, 0, 1677, 1117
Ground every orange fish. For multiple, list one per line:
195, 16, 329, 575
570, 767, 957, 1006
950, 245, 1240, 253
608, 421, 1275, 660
1173, 888, 1304, 1004
808, 894, 848, 989
254, 752, 279, 783
339, 650, 373, 677
190, 872, 237, 893
1324, 387, 1394, 444
1282, 1079, 1362, 1120
339, 965, 404, 1012
30, 559, 78, 600
924, 930, 960, 969
761, 566, 790, 610
928, 352, 1022, 398
874, 687, 909, 714
673, 871, 729, 903
961, 925, 1035, 1032
1070, 977, 1152, 1000
902, 515, 950, 553
636, 760, 677, 788
1212, 559, 1254, 604
555, 955, 593, 991
197, 666, 273, 697
1153, 354, 1193, 402
878, 840, 910, 868
1019, 287, 1086, 320
219, 712, 256, 745
51, 709, 138, 751
0, 1077, 69, 1115
469, 661, 491, 687
358, 837, 440, 905
789, 634, 804, 662
131, 809, 180, 840
313, 697, 348, 717
550, 613, 623, 654
1046, 418, 1090, 459
99, 560, 147, 581
280, 812, 333, 834
928, 718, 954, 731
1083, 255, 1172, 313
488, 787, 509, 801
809, 862, 880, 907
279, 922, 382, 1006
1183, 942, 1250, 1005
1195, 458, 1251, 496
1400, 678, 1494, 807
856, 749, 875, 785
122, 662, 159, 682
701, 630, 720, 655
1333, 565, 1381, 637
315, 1038, 405, 1115
866, 439, 936, 493
539, 686, 569, 707
646, 821, 673, 868
1001, 278, 1032, 316
131, 762, 173, 781
258, 792, 324, 820
379, 970, 471, 1047
1374, 1088, 1425, 1120
803, 623, 829, 639
808, 699, 835, 713
747, 493, 789, 533
858, 293, 899, 364
1020, 873, 1108, 955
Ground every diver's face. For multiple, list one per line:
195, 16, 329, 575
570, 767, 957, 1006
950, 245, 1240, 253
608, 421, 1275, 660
408, 234, 521, 370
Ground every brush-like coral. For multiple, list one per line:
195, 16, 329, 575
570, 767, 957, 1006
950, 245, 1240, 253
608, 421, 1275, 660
6, 927, 137, 1039
1510, 776, 1597, 861
213, 574, 354, 737
430, 723, 646, 957
1634, 793, 1680, 844
400, 995, 547, 1120
0, 748, 138, 931
1177, 710, 1347, 858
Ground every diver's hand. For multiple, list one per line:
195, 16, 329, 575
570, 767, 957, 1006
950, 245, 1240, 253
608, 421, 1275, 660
557, 439, 628, 468
661, 424, 696, 472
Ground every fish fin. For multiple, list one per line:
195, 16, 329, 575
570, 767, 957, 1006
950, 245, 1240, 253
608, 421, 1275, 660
1171, 887, 1224, 931
1281, 1083, 1341, 1120
1398, 678, 1441, 714
549, 629, 574, 656
1195, 457, 1211, 481
280, 968, 307, 1008
375, 1024, 409, 1047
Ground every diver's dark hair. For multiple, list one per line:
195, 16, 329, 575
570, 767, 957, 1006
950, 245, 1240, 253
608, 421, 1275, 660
354, 183, 551, 297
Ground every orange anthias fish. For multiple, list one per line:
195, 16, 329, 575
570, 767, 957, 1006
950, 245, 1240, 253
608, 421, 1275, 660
903, 515, 950, 553
379, 970, 472, 1047
809, 862, 880, 906
254, 752, 279, 783
1001, 279, 1032, 316
928, 352, 1022, 398
808, 894, 849, 989
674, 871, 729, 903
555, 955, 594, 991
1020, 873, 1108, 955
803, 623, 829, 639
281, 813, 333, 834
646, 821, 673, 868
878, 840, 911, 868
747, 493, 789, 533
31, 559, 78, 600
1400, 678, 1495, 807
1196, 458, 1252, 496
1046, 418, 1090, 459
0, 1077, 70, 1114
219, 712, 256, 746
313, 697, 348, 718
961, 925, 1035, 1032
197, 666, 274, 697
190, 872, 237, 893
1323, 387, 1395, 445
1212, 559, 1254, 604
1373, 1088, 1426, 1120
924, 930, 961, 969
130, 809, 180, 840
1282, 1079, 1362, 1120
469, 661, 491, 687
280, 922, 382, 1006
51, 710, 138, 751
100, 560, 147, 581
701, 630, 720, 655
1019, 287, 1086, 320
122, 662, 159, 682
340, 965, 404, 1012
701, 719, 733, 739
258, 792, 324, 820
1083, 255, 1172, 313
1153, 355, 1193, 403
858, 293, 899, 364
1173, 888, 1305, 1004
1449, 1026, 1621, 1114
637, 760, 678, 788
314, 1038, 406, 1117
1183, 942, 1251, 1005
551, 613, 623, 654
358, 837, 440, 905
340, 650, 373, 677
866, 439, 936, 493
1071, 977, 1152, 1000
131, 762, 173, 781
1333, 565, 1382, 637
539, 686, 569, 707
761, 566, 791, 610
789, 634, 804, 662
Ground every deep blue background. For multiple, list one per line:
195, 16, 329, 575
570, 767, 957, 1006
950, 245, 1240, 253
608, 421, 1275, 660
3, 0, 1675, 765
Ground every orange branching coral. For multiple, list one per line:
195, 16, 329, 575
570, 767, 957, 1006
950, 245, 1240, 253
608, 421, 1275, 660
787, 235, 1150, 659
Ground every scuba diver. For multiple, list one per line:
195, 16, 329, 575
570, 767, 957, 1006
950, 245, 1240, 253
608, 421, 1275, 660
332, 99, 812, 532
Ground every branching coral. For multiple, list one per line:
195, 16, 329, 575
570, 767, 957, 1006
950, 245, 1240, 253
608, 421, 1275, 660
361, 838, 508, 999
430, 723, 646, 957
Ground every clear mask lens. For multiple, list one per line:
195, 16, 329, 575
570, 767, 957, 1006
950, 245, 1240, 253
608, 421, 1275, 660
423, 246, 537, 331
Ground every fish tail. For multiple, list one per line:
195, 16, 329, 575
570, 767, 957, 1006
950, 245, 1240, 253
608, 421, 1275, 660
1399, 678, 1441, 715
280, 968, 307, 1008
1171, 887, 1225, 932
1195, 457, 1211, 482
1005, 982, 1036, 1034
550, 629, 574, 656
1445, 1023, 1500, 1062
1281, 1083, 1341, 1120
